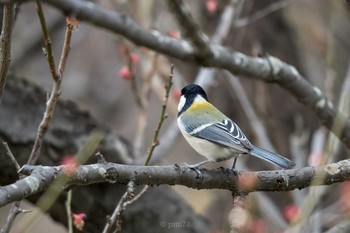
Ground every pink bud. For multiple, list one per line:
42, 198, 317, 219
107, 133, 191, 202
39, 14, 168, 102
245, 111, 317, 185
283, 204, 299, 222
60, 155, 78, 174
119, 66, 132, 80
206, 0, 217, 14
251, 219, 268, 233
168, 30, 180, 39
73, 213, 87, 230
130, 53, 140, 64
172, 89, 181, 101
308, 151, 323, 166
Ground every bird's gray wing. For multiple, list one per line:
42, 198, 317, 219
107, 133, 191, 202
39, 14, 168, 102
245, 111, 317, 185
190, 119, 253, 151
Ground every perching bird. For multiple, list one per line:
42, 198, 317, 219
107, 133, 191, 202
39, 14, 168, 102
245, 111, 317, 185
177, 84, 295, 169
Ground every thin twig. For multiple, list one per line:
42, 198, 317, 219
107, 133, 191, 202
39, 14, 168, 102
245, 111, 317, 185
102, 180, 136, 233
0, 203, 31, 233
114, 185, 149, 233
102, 66, 173, 233
133, 53, 158, 157
119, 42, 143, 110
127, 51, 143, 110
123, 185, 149, 207
27, 16, 75, 165
35, 0, 58, 79
143, 64, 173, 165
148, 0, 240, 165
58, 17, 75, 76
0, 3, 15, 102
2, 141, 20, 171
2, 14, 76, 233
235, 0, 296, 28
286, 62, 350, 233
11, 132, 102, 232
65, 190, 73, 233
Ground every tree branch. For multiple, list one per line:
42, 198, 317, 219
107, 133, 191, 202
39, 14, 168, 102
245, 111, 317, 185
0, 3, 15, 102
5, 0, 348, 148
1, 158, 350, 208
27, 14, 74, 165
166, 0, 212, 58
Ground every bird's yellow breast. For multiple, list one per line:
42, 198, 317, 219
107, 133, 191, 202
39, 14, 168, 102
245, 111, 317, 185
190, 101, 212, 112
187, 101, 226, 119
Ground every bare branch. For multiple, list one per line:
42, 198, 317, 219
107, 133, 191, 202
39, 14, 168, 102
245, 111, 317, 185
166, 0, 212, 58
2, 141, 20, 171
13, 0, 348, 148
27, 15, 75, 165
102, 181, 136, 233
102, 66, 173, 232
1, 158, 350, 208
35, 0, 58, 80
0, 3, 15, 102
0, 202, 31, 233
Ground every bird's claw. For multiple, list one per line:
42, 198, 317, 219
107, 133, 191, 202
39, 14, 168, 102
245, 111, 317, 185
181, 162, 203, 179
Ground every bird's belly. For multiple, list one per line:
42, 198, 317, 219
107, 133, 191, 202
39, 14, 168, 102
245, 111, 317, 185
183, 134, 241, 162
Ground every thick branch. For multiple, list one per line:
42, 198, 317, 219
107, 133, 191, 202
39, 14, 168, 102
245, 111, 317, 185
6, 0, 349, 148
1, 159, 350, 207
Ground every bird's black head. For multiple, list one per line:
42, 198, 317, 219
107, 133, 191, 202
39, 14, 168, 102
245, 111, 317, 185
178, 84, 209, 116
181, 84, 208, 101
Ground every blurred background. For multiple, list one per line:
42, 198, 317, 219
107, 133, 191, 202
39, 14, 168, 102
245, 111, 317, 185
1, 0, 350, 232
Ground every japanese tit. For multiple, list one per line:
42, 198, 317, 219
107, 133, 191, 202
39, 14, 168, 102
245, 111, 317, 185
177, 84, 295, 169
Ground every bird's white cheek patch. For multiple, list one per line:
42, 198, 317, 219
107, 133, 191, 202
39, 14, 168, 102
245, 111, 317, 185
178, 95, 186, 112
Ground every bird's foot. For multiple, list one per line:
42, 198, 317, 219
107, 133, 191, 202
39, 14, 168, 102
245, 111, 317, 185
181, 160, 209, 179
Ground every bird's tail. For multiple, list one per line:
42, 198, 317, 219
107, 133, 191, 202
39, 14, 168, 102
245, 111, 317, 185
250, 146, 295, 169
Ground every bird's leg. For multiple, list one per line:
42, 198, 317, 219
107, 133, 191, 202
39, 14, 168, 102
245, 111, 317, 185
183, 160, 210, 169
181, 160, 210, 178
231, 158, 237, 169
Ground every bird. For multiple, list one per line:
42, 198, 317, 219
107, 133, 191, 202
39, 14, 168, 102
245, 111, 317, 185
177, 83, 295, 170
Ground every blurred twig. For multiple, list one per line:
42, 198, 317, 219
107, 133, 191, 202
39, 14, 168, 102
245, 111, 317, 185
235, 0, 296, 28
170, 3, 289, 228
12, 132, 103, 233
103, 65, 173, 233
2, 14, 76, 233
11, 14, 64, 68
166, 0, 212, 58
0, 3, 15, 102
65, 190, 73, 233
147, 0, 242, 165
17, 0, 350, 147
253, 192, 288, 230
133, 52, 158, 157
144, 64, 173, 165
286, 62, 350, 233
222, 71, 276, 151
